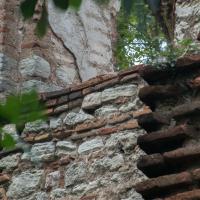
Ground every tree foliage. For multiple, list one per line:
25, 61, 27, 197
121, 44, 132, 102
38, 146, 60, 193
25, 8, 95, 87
0, 91, 46, 150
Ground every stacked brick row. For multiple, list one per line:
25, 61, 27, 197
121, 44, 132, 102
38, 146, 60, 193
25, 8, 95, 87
135, 56, 200, 199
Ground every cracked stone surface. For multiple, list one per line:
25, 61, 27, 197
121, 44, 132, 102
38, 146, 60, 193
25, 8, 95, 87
48, 0, 120, 81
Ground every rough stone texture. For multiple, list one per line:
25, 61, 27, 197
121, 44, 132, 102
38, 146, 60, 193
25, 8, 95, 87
78, 138, 104, 154
0, 68, 148, 200
65, 162, 87, 187
0, 154, 20, 170
56, 66, 78, 84
22, 80, 63, 93
56, 141, 77, 156
30, 142, 55, 163
0, 53, 18, 95
82, 92, 102, 110
48, 0, 121, 81
105, 130, 143, 154
19, 55, 51, 79
64, 110, 93, 126
175, 0, 200, 42
45, 171, 60, 189
49, 117, 63, 129
95, 105, 119, 117
23, 120, 49, 133
7, 170, 43, 199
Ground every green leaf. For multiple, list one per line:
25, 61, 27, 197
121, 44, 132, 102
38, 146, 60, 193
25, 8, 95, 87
1, 133, 16, 150
69, 0, 82, 9
0, 90, 46, 135
53, 0, 69, 10
20, 0, 38, 19
35, 5, 49, 38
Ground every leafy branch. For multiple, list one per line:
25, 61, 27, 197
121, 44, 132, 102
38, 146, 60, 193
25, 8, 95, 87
0, 91, 46, 150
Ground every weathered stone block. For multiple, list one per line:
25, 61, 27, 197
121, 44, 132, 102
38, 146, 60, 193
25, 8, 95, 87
78, 138, 104, 154
95, 105, 118, 117
7, 170, 43, 199
0, 153, 20, 170
19, 55, 51, 79
65, 162, 87, 187
45, 171, 60, 189
56, 141, 76, 156
50, 117, 62, 129
82, 92, 102, 110
56, 66, 77, 84
30, 142, 55, 162
102, 85, 137, 102
64, 110, 93, 126
23, 120, 49, 133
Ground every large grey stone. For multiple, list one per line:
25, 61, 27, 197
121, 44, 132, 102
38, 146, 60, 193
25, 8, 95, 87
64, 110, 93, 126
22, 192, 49, 200
50, 188, 68, 200
105, 130, 143, 154
56, 66, 77, 84
78, 138, 104, 154
82, 92, 102, 110
19, 55, 51, 79
45, 171, 60, 189
102, 84, 137, 102
22, 80, 63, 93
65, 162, 87, 187
0, 153, 20, 170
90, 154, 124, 174
23, 120, 49, 133
56, 141, 77, 156
119, 98, 144, 113
95, 105, 118, 117
0, 53, 17, 93
30, 142, 55, 162
48, 0, 120, 81
49, 117, 63, 129
72, 183, 87, 194
175, 1, 200, 41
7, 170, 43, 199
122, 189, 144, 200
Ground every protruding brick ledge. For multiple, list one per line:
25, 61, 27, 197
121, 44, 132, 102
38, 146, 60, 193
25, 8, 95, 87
137, 125, 193, 154
135, 55, 200, 199
135, 171, 193, 199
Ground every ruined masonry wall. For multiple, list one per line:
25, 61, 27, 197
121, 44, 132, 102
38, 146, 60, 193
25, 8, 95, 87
0, 68, 151, 200
0, 0, 120, 97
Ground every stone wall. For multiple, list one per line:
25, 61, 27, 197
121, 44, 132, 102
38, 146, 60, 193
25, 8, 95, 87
0, 0, 120, 98
175, 0, 200, 42
0, 67, 153, 200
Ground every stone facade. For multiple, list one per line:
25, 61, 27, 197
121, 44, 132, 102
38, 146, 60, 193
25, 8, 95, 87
0, 0, 120, 98
0, 67, 152, 200
175, 0, 200, 41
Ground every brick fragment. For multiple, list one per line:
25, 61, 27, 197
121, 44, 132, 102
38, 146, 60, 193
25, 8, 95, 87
164, 189, 200, 200
97, 127, 118, 136
133, 106, 152, 118
108, 113, 131, 125
119, 119, 139, 131
135, 171, 192, 199
75, 118, 106, 132
34, 133, 51, 142
69, 91, 83, 100
0, 174, 10, 184
0, 188, 7, 200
